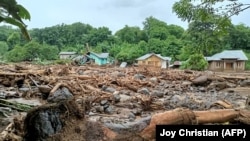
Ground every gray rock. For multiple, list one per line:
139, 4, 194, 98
134, 74, 145, 80
104, 116, 151, 133
119, 94, 131, 102
240, 80, 250, 87
137, 87, 150, 95
105, 106, 114, 114
113, 94, 121, 103
199, 87, 206, 92
151, 90, 164, 98
104, 87, 116, 93
95, 106, 104, 113
100, 99, 108, 106
47, 87, 73, 103
208, 82, 228, 91
128, 112, 136, 119
24, 109, 63, 141
131, 108, 142, 116
192, 75, 208, 85
103, 104, 109, 109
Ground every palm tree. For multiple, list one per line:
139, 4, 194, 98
0, 0, 31, 40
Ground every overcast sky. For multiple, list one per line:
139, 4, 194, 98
16, 0, 250, 34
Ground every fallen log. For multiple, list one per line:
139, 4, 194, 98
0, 72, 27, 76
71, 74, 93, 80
140, 108, 250, 140
216, 75, 246, 80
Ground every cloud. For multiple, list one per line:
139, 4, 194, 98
15, 0, 249, 34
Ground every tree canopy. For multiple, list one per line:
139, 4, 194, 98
0, 0, 31, 40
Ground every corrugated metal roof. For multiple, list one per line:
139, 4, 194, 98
59, 52, 76, 55
136, 53, 171, 61
120, 62, 127, 68
206, 50, 248, 61
90, 52, 109, 58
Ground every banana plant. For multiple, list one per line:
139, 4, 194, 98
0, 0, 31, 40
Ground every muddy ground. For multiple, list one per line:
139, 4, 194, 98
0, 63, 249, 141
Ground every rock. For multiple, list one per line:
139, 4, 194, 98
19, 87, 30, 92
104, 116, 151, 133
134, 74, 145, 80
199, 87, 206, 92
105, 106, 114, 114
149, 77, 158, 83
132, 108, 142, 116
119, 94, 131, 102
100, 99, 108, 106
103, 104, 109, 109
240, 80, 250, 87
182, 81, 192, 86
47, 87, 73, 103
151, 90, 164, 98
95, 106, 104, 113
113, 94, 121, 103
104, 87, 116, 93
137, 88, 150, 95
192, 75, 208, 85
24, 108, 63, 140
128, 112, 136, 119
24, 100, 83, 141
208, 82, 228, 91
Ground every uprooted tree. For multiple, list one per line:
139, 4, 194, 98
0, 0, 31, 40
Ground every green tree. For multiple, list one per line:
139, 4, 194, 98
0, 41, 8, 57
0, 25, 15, 41
7, 31, 20, 50
40, 44, 59, 60
173, 0, 250, 23
143, 16, 169, 40
162, 36, 182, 61
116, 43, 144, 64
5, 45, 26, 62
225, 24, 250, 50
167, 24, 185, 39
0, 0, 31, 40
147, 38, 167, 54
115, 25, 147, 44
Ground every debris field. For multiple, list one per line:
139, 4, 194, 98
0, 63, 250, 141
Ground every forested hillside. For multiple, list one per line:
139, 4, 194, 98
0, 16, 250, 68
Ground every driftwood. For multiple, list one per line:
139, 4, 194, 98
217, 75, 247, 80
140, 108, 250, 140
0, 123, 22, 141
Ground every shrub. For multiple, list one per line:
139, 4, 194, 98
180, 53, 208, 71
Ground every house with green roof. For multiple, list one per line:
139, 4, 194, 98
205, 50, 248, 72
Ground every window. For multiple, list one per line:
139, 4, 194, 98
148, 61, 154, 65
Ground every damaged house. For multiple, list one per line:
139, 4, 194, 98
136, 53, 171, 69
205, 50, 248, 72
